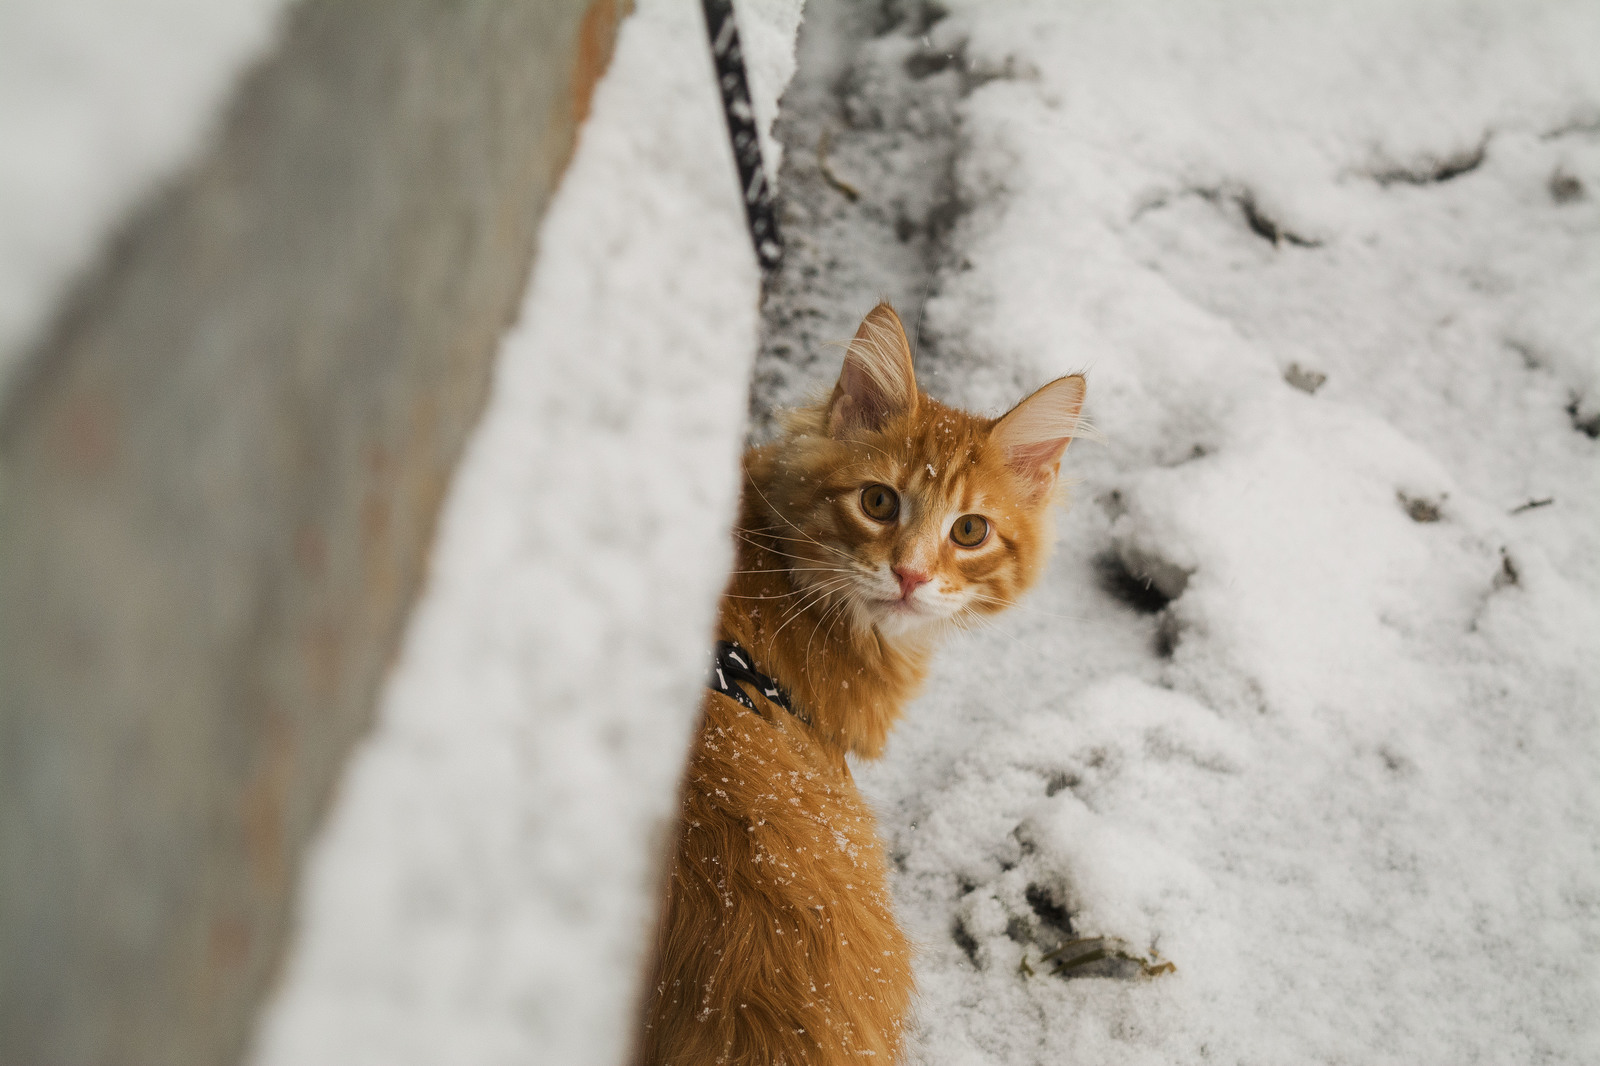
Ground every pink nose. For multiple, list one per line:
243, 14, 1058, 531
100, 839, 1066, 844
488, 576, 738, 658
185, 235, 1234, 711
893, 566, 929, 599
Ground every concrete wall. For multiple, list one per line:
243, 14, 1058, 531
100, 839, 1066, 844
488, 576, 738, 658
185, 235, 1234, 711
0, 2, 628, 1063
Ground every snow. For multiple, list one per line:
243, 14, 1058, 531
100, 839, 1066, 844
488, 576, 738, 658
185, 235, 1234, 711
734, 0, 805, 183
221, 0, 1596, 1059
0, 0, 292, 400
24, 0, 1595, 1059
11, 3, 1592, 1051
748, 1, 1600, 1062
248, 2, 801, 1064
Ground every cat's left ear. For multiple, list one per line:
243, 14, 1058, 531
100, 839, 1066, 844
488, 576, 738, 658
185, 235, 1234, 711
828, 302, 919, 437
992, 375, 1087, 496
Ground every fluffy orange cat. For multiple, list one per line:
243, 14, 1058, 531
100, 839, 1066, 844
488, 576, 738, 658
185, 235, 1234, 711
639, 303, 1086, 1064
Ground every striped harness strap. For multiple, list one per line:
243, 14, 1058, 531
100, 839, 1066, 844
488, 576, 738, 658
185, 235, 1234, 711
708, 640, 807, 724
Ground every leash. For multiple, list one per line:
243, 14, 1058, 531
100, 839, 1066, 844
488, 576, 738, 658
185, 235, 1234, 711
709, 640, 808, 725
700, 0, 784, 275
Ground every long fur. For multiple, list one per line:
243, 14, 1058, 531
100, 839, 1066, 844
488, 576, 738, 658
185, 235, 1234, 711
639, 304, 1085, 1065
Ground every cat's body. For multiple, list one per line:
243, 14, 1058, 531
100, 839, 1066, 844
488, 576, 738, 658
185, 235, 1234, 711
640, 305, 1085, 1064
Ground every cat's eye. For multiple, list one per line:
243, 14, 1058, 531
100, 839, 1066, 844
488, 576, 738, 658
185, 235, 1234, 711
860, 483, 899, 522
950, 514, 989, 547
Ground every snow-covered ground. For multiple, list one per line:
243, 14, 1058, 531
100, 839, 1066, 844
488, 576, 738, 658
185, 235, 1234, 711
249, 3, 802, 1063
760, 1, 1600, 1062
44, 0, 1575, 1060
0, 0, 292, 399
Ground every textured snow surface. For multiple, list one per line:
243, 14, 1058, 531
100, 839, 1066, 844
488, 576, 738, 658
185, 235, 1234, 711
760, 1, 1600, 1063
0, 0, 291, 399
250, 3, 801, 1064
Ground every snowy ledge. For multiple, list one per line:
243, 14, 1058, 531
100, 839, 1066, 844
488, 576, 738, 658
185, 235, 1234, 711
251, 3, 803, 1064
2, 3, 676, 1064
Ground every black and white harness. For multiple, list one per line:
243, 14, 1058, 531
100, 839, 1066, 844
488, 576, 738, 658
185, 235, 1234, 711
708, 640, 808, 725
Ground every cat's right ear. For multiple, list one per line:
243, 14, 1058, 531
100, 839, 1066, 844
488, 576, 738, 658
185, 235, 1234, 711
828, 302, 918, 437
991, 374, 1087, 499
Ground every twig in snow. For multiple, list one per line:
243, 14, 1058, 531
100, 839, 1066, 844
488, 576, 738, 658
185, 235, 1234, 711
1493, 548, 1520, 589
1038, 937, 1177, 979
1284, 363, 1327, 394
1372, 134, 1490, 186
818, 129, 860, 202
1398, 491, 1444, 523
1509, 497, 1554, 515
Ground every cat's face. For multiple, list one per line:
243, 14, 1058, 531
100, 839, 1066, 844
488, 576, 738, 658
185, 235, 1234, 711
755, 304, 1086, 641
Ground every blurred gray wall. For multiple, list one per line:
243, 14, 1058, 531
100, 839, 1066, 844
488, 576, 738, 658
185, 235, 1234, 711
0, 2, 629, 1063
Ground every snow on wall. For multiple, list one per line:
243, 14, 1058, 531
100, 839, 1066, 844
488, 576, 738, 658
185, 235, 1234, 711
736, 0, 805, 183
826, 2, 1600, 1063
0, 0, 292, 400
249, 2, 802, 1064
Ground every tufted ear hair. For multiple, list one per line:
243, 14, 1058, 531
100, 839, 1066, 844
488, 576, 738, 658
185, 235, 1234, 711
828, 302, 918, 437
992, 375, 1087, 497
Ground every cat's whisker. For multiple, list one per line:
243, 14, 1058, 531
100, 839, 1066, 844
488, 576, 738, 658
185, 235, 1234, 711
966, 592, 1115, 628
769, 576, 856, 645
962, 606, 1088, 646
732, 525, 858, 567
804, 589, 856, 667
780, 575, 857, 631
728, 529, 824, 567
726, 566, 856, 576
956, 601, 1126, 659
717, 567, 860, 602
949, 608, 1061, 659
732, 526, 874, 580
734, 542, 871, 584
740, 477, 861, 565
802, 601, 835, 667
768, 573, 852, 625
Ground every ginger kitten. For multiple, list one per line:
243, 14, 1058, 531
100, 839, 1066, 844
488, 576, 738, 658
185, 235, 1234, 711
639, 303, 1086, 1064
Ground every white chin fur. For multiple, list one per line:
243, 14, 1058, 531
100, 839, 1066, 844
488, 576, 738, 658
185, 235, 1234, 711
863, 595, 957, 638
874, 610, 941, 638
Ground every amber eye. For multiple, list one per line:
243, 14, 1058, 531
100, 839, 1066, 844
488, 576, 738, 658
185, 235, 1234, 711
860, 483, 900, 522
951, 514, 989, 547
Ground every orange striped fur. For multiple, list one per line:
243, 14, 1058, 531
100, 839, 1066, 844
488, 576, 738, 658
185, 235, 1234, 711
639, 304, 1086, 1064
